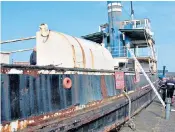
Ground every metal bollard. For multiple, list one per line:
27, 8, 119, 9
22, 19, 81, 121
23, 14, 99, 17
165, 97, 171, 120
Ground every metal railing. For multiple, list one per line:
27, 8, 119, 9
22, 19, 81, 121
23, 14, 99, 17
119, 19, 150, 29
0, 36, 36, 44
1, 48, 33, 64
1, 35, 35, 64
107, 46, 153, 58
107, 46, 127, 57
137, 48, 152, 57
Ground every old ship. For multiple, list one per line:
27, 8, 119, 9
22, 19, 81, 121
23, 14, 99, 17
1, 1, 158, 132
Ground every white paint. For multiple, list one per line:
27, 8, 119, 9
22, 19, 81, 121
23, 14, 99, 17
108, 8, 122, 13
37, 70, 114, 75
36, 30, 114, 70
0, 125, 2, 132
0, 52, 10, 64
108, 2, 122, 13
108, 2, 122, 7
10, 120, 18, 132
8, 69, 23, 74
4, 68, 114, 75
125, 73, 135, 75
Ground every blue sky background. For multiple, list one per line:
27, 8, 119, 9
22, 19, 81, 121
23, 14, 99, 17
1, 1, 175, 72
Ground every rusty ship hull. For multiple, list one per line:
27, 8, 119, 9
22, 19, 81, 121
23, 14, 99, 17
1, 1, 159, 131
1, 64, 158, 132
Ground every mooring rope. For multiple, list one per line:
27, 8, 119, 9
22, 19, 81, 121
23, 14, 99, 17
0, 36, 36, 44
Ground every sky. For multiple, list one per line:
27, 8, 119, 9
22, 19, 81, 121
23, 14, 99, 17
1, 1, 175, 72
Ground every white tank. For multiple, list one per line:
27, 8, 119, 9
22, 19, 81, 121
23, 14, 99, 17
36, 26, 114, 70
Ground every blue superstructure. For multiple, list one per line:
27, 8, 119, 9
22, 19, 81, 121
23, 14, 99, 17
82, 1, 156, 73
107, 1, 125, 57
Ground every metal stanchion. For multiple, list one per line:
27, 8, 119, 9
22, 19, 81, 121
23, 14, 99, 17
165, 83, 175, 120
165, 97, 171, 120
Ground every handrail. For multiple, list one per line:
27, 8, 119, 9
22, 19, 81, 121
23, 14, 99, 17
110, 46, 152, 57
0, 36, 36, 44
10, 48, 33, 53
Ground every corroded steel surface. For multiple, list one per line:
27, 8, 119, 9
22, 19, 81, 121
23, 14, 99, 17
1, 65, 158, 132
90, 49, 94, 69
1, 68, 10, 74
72, 45, 76, 67
0, 64, 115, 73
101, 75, 108, 98
73, 36, 86, 68
57, 32, 77, 68
1, 84, 155, 132
23, 69, 39, 77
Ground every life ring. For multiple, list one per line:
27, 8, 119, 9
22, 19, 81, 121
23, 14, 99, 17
63, 77, 72, 89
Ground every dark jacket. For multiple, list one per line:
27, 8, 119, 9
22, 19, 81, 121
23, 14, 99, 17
165, 79, 175, 98
166, 79, 175, 86
30, 51, 37, 65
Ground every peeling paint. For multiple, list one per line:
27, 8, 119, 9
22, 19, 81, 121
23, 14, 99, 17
90, 49, 94, 68
73, 37, 86, 68
72, 45, 76, 67
1, 65, 158, 131
0, 87, 156, 132
101, 75, 108, 98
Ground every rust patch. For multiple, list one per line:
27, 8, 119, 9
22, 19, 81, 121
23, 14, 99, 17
58, 106, 76, 118
57, 32, 76, 67
103, 122, 123, 132
100, 75, 108, 98
1, 99, 104, 132
73, 74, 79, 104
1, 89, 146, 132
56, 32, 70, 42
23, 69, 39, 77
71, 45, 76, 67
1, 88, 151, 132
73, 37, 86, 68
1, 68, 10, 74
90, 49, 94, 69
1, 106, 76, 132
